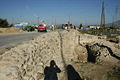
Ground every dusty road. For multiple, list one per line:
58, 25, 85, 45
0, 32, 46, 50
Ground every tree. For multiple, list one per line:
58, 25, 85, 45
79, 24, 82, 29
9, 24, 14, 27
0, 18, 9, 28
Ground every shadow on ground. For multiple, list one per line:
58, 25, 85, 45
66, 64, 82, 80
100, 44, 120, 60
44, 60, 61, 80
44, 60, 82, 80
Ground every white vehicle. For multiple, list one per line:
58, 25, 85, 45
64, 26, 68, 30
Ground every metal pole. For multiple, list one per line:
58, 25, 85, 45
100, 1, 105, 29
38, 17, 40, 25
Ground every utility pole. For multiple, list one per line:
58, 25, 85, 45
12, 17, 14, 25
112, 16, 115, 27
68, 16, 71, 29
68, 21, 70, 29
115, 5, 119, 28
69, 16, 70, 23
37, 17, 40, 25
52, 16, 54, 25
55, 18, 56, 27
100, 1, 105, 29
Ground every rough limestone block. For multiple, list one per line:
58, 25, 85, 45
74, 45, 88, 62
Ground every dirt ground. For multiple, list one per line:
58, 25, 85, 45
71, 61, 120, 80
0, 27, 25, 34
0, 46, 15, 55
0, 30, 120, 80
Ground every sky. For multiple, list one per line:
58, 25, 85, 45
0, 0, 120, 26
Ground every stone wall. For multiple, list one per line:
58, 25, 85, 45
60, 30, 88, 63
0, 30, 88, 80
79, 34, 99, 45
1, 30, 119, 80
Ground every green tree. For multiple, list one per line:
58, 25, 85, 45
79, 24, 82, 29
9, 24, 14, 27
0, 18, 9, 28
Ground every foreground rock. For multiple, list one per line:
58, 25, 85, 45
0, 30, 120, 80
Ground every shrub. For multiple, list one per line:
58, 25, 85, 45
0, 18, 9, 28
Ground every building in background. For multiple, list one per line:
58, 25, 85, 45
89, 25, 100, 29
62, 22, 72, 30
14, 22, 29, 29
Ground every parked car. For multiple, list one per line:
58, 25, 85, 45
37, 24, 47, 32
24, 26, 35, 32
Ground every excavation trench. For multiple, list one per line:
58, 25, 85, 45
0, 30, 83, 80
58, 31, 68, 80
86, 45, 97, 63
0, 30, 120, 80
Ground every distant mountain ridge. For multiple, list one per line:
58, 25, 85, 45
106, 20, 120, 26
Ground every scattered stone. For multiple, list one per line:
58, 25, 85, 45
0, 30, 119, 80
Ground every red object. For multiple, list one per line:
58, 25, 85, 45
37, 24, 47, 32
31, 36, 34, 40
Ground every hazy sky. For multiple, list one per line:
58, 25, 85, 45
0, 0, 120, 26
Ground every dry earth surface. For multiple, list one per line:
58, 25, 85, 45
0, 27, 25, 34
0, 29, 120, 80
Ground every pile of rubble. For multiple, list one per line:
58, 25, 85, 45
0, 27, 24, 34
0, 30, 120, 80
